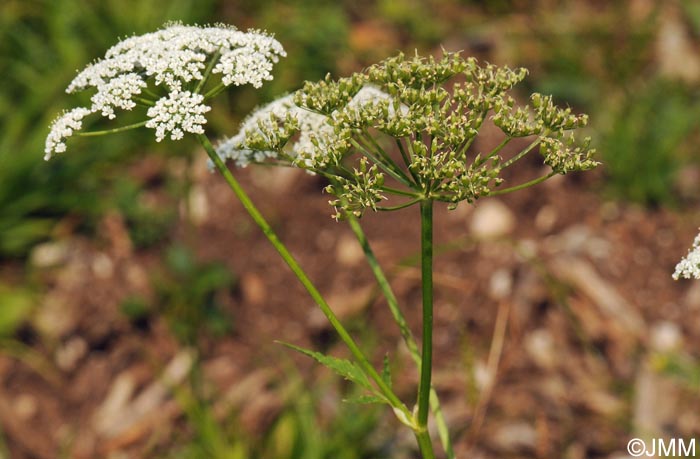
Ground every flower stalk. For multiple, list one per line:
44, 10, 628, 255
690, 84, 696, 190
417, 199, 434, 430
197, 133, 413, 423
346, 210, 455, 458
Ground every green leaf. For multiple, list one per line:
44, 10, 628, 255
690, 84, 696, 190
278, 341, 374, 391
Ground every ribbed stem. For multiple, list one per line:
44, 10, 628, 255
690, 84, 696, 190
416, 199, 435, 458
415, 430, 435, 459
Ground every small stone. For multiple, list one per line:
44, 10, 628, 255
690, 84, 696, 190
469, 199, 515, 239
599, 201, 620, 221
491, 421, 537, 452
241, 273, 267, 306
336, 234, 364, 266
657, 7, 700, 83
534, 205, 557, 233
13, 393, 38, 420
92, 253, 114, 279
650, 321, 682, 352
126, 263, 149, 291
525, 329, 557, 369
55, 336, 88, 372
35, 294, 77, 339
30, 241, 69, 268
473, 360, 491, 391
489, 269, 513, 300
187, 185, 209, 225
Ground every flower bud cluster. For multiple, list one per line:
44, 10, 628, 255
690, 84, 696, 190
540, 134, 597, 174
45, 23, 285, 159
326, 158, 386, 220
219, 51, 597, 218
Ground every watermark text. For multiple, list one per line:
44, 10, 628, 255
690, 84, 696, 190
627, 438, 696, 457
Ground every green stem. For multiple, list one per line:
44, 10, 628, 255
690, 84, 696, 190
346, 212, 454, 458
395, 138, 411, 165
350, 138, 413, 187
456, 109, 487, 158
203, 82, 227, 100
346, 214, 417, 356
76, 120, 148, 137
380, 185, 420, 198
417, 199, 434, 435
377, 198, 422, 212
142, 87, 161, 99
488, 171, 555, 196
362, 131, 414, 185
415, 430, 435, 459
197, 134, 412, 422
501, 136, 542, 168
195, 49, 221, 94
133, 96, 156, 106
486, 136, 512, 160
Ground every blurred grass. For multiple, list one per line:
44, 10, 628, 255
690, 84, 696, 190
169, 368, 383, 459
120, 244, 236, 345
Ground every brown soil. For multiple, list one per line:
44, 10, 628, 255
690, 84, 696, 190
1, 144, 699, 459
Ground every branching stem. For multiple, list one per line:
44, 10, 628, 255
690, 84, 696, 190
197, 134, 413, 423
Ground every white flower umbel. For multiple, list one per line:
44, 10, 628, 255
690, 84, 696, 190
91, 73, 147, 119
674, 232, 700, 280
45, 23, 285, 158
45, 107, 94, 160
216, 85, 400, 169
146, 91, 211, 141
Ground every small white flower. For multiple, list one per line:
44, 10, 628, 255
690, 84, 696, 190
44, 107, 93, 160
216, 94, 332, 167
674, 232, 700, 280
217, 86, 398, 168
347, 85, 401, 113
90, 73, 147, 119
146, 91, 211, 142
217, 95, 298, 166
216, 42, 282, 88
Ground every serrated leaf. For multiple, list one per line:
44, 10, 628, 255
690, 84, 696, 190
278, 341, 373, 391
343, 393, 389, 405
381, 354, 392, 388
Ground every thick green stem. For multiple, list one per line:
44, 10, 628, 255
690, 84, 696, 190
417, 199, 434, 443
415, 430, 435, 459
197, 134, 412, 421
346, 212, 454, 459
